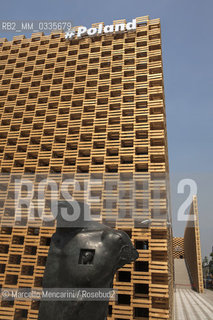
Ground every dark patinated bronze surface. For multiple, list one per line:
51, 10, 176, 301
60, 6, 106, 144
38, 201, 138, 320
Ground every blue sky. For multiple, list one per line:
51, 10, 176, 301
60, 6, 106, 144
1, 0, 213, 258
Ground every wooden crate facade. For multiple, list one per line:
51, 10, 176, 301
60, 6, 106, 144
0, 16, 174, 319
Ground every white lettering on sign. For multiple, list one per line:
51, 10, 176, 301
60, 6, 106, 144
115, 24, 125, 32
104, 25, 114, 34
87, 27, 97, 36
65, 19, 137, 40
77, 26, 87, 38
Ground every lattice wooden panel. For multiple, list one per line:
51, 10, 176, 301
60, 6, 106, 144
0, 15, 173, 319
184, 196, 204, 293
173, 237, 184, 259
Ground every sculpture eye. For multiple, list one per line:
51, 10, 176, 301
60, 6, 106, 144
79, 249, 95, 265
